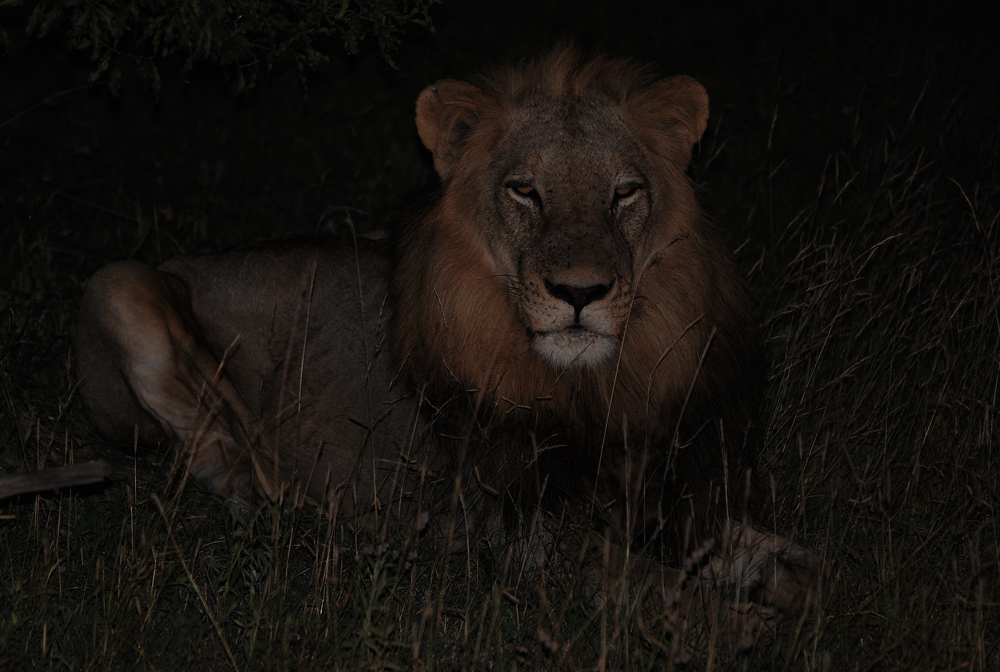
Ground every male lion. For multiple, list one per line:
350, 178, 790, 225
76, 47, 821, 621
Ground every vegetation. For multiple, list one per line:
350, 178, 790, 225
1, 2, 997, 669
0, 0, 439, 91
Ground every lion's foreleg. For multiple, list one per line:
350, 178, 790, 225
706, 524, 825, 617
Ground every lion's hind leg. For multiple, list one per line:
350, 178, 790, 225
77, 260, 272, 501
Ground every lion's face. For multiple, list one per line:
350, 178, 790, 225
479, 99, 650, 368
416, 59, 709, 372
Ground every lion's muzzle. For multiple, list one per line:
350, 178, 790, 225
523, 268, 626, 369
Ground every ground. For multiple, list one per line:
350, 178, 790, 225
1, 1, 998, 669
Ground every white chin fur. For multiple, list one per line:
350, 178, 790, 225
533, 330, 617, 369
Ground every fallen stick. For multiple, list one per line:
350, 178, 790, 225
0, 460, 112, 500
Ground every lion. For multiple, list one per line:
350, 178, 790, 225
76, 47, 822, 623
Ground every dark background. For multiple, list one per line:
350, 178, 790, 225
2, 0, 995, 264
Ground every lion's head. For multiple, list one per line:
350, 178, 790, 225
392, 47, 759, 457
414, 49, 714, 373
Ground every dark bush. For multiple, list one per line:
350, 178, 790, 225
1, 0, 439, 91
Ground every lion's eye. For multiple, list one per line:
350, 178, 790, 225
612, 184, 642, 208
506, 181, 541, 206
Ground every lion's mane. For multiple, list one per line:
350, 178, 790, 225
390, 47, 765, 553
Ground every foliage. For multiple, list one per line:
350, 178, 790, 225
0, 0, 439, 91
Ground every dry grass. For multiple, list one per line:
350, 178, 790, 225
756, 141, 999, 669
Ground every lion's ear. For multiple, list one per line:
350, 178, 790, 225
630, 75, 709, 165
416, 79, 490, 180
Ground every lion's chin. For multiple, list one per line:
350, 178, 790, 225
532, 329, 618, 369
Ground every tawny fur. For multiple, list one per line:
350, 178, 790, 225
76, 46, 822, 621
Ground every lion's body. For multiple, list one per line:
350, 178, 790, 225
77, 239, 430, 516
76, 47, 821, 617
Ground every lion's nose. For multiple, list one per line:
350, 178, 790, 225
544, 279, 613, 313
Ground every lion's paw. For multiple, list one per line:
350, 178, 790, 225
707, 525, 826, 618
